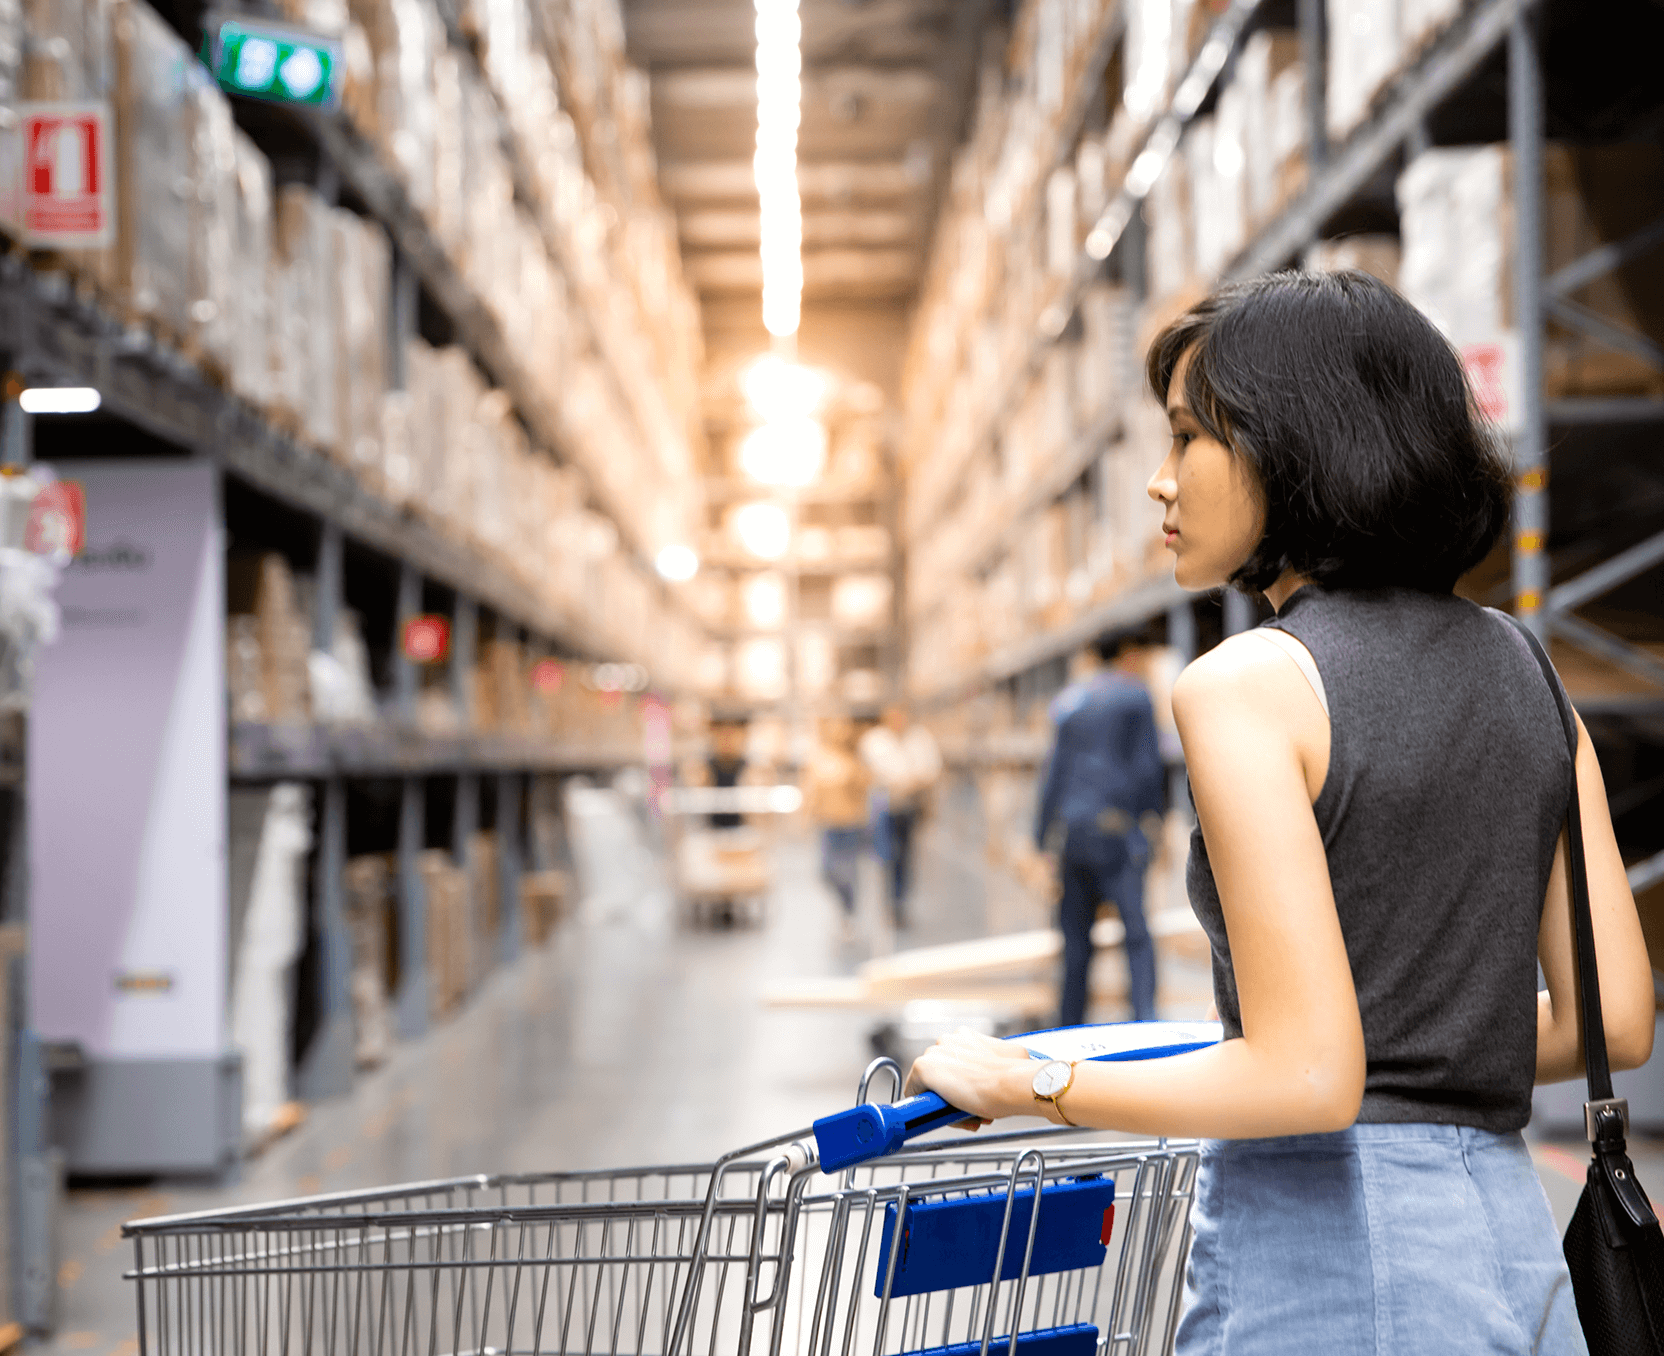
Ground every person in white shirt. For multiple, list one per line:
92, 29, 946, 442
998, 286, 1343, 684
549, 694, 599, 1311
858, 705, 942, 927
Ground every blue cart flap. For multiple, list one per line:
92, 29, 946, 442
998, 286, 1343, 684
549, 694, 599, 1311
898, 1324, 1099, 1356
874, 1177, 1115, 1299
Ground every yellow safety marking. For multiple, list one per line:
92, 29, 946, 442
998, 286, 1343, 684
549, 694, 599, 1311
1517, 590, 1543, 612
1516, 532, 1544, 553
1518, 468, 1547, 491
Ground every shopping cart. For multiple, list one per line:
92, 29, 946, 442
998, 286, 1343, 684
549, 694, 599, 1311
125, 1026, 1213, 1356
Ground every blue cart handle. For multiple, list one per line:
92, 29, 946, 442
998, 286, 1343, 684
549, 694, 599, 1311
811, 1022, 1223, 1174
814, 1092, 965, 1174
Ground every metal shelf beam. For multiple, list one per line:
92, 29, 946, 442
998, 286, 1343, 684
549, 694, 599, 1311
0, 260, 616, 660
229, 722, 640, 781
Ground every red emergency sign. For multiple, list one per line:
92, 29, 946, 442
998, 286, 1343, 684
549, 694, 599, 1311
20, 103, 113, 247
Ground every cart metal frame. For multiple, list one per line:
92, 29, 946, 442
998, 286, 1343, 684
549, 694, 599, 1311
124, 1062, 1199, 1356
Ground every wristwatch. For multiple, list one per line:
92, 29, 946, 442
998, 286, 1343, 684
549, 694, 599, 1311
1032, 1059, 1078, 1126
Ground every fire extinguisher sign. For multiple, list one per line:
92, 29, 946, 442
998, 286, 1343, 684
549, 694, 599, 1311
20, 102, 113, 248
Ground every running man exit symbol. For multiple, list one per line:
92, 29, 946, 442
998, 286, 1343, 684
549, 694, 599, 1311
19, 103, 112, 247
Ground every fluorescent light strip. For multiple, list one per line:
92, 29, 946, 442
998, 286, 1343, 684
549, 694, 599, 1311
754, 0, 802, 338
19, 387, 101, 414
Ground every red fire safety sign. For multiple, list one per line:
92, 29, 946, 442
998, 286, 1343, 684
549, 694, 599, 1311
20, 103, 113, 248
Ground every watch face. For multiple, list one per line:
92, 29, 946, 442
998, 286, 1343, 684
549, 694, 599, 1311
1033, 1060, 1070, 1098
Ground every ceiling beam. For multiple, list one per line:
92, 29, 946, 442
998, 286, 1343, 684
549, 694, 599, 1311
680, 208, 918, 249
660, 158, 931, 203
682, 248, 919, 293
652, 64, 943, 110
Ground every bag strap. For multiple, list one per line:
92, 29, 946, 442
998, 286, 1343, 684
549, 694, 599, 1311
1497, 614, 1616, 1110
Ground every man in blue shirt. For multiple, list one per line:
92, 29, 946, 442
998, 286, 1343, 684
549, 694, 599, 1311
1034, 631, 1167, 1026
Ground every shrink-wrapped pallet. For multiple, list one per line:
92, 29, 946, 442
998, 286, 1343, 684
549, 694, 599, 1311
430, 48, 464, 246
343, 854, 394, 1068
1076, 283, 1131, 431
185, 79, 237, 379
1186, 105, 1247, 280
1305, 234, 1400, 287
419, 849, 470, 1019
227, 132, 273, 408
432, 345, 485, 533
469, 388, 512, 554
21, 0, 114, 99
113, 0, 194, 339
1238, 30, 1301, 230
0, 0, 20, 106
332, 210, 391, 482
1399, 143, 1664, 399
1326, 0, 1398, 143
1122, 0, 1176, 125
227, 552, 312, 723
1146, 147, 1192, 301
1268, 62, 1309, 211
399, 337, 442, 509
271, 186, 339, 451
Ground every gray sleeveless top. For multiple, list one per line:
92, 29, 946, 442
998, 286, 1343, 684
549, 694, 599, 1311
1186, 586, 1572, 1132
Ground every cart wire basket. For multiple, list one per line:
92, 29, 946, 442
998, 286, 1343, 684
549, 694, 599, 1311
124, 1060, 1201, 1356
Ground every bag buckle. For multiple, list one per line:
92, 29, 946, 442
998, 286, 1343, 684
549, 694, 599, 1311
1584, 1097, 1629, 1142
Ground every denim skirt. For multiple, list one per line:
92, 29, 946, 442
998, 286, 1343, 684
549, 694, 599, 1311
1175, 1122, 1585, 1355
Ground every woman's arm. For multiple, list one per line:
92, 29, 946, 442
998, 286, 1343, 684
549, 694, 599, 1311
1536, 712, 1655, 1082
908, 637, 1366, 1138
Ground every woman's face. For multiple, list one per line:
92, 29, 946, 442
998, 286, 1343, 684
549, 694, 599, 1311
1146, 347, 1265, 591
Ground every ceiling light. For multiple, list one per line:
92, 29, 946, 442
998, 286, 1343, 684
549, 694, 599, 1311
19, 387, 100, 414
738, 417, 827, 487
655, 544, 700, 582
754, 0, 803, 338
733, 502, 791, 559
741, 354, 827, 422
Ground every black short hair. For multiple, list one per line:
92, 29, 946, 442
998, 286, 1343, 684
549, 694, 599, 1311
1145, 269, 1513, 595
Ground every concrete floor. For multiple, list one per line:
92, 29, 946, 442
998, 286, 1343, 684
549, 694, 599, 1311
29, 787, 1664, 1355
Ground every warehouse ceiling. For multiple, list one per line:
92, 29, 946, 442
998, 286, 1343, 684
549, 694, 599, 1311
622, 0, 996, 402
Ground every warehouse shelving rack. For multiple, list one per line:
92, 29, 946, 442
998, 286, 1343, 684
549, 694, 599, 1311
912, 0, 1664, 725
0, 2, 705, 1293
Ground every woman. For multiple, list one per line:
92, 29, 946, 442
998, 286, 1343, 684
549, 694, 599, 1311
904, 271, 1655, 1352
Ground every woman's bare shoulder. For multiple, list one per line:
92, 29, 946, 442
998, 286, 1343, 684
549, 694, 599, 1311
1173, 630, 1313, 714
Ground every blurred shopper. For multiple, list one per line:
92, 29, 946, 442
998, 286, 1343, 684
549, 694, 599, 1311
858, 704, 942, 926
703, 719, 749, 829
803, 717, 870, 931
902, 271, 1655, 1354
1034, 634, 1166, 1027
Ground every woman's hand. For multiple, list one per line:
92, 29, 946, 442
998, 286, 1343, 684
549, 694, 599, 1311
904, 1028, 1037, 1128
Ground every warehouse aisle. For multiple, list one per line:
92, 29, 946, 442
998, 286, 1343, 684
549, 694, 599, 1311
35, 789, 1661, 1356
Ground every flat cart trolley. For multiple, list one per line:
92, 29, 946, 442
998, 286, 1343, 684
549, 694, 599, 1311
124, 1023, 1219, 1356
657, 785, 801, 926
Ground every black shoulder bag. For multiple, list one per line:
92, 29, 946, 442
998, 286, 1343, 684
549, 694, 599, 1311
1505, 613, 1664, 1354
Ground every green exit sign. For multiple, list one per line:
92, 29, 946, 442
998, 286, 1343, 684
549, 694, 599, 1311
201, 14, 342, 108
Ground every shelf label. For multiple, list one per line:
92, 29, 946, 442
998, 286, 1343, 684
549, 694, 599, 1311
17, 103, 113, 248
1459, 332, 1523, 439
26, 479, 86, 557
402, 614, 451, 663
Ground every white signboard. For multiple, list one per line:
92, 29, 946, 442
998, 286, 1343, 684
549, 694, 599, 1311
30, 462, 226, 1058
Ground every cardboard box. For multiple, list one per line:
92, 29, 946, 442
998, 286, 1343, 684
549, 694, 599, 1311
1399, 143, 1664, 399
1238, 30, 1301, 230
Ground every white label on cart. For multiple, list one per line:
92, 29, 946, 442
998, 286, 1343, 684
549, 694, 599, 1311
1020, 1021, 1223, 1062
